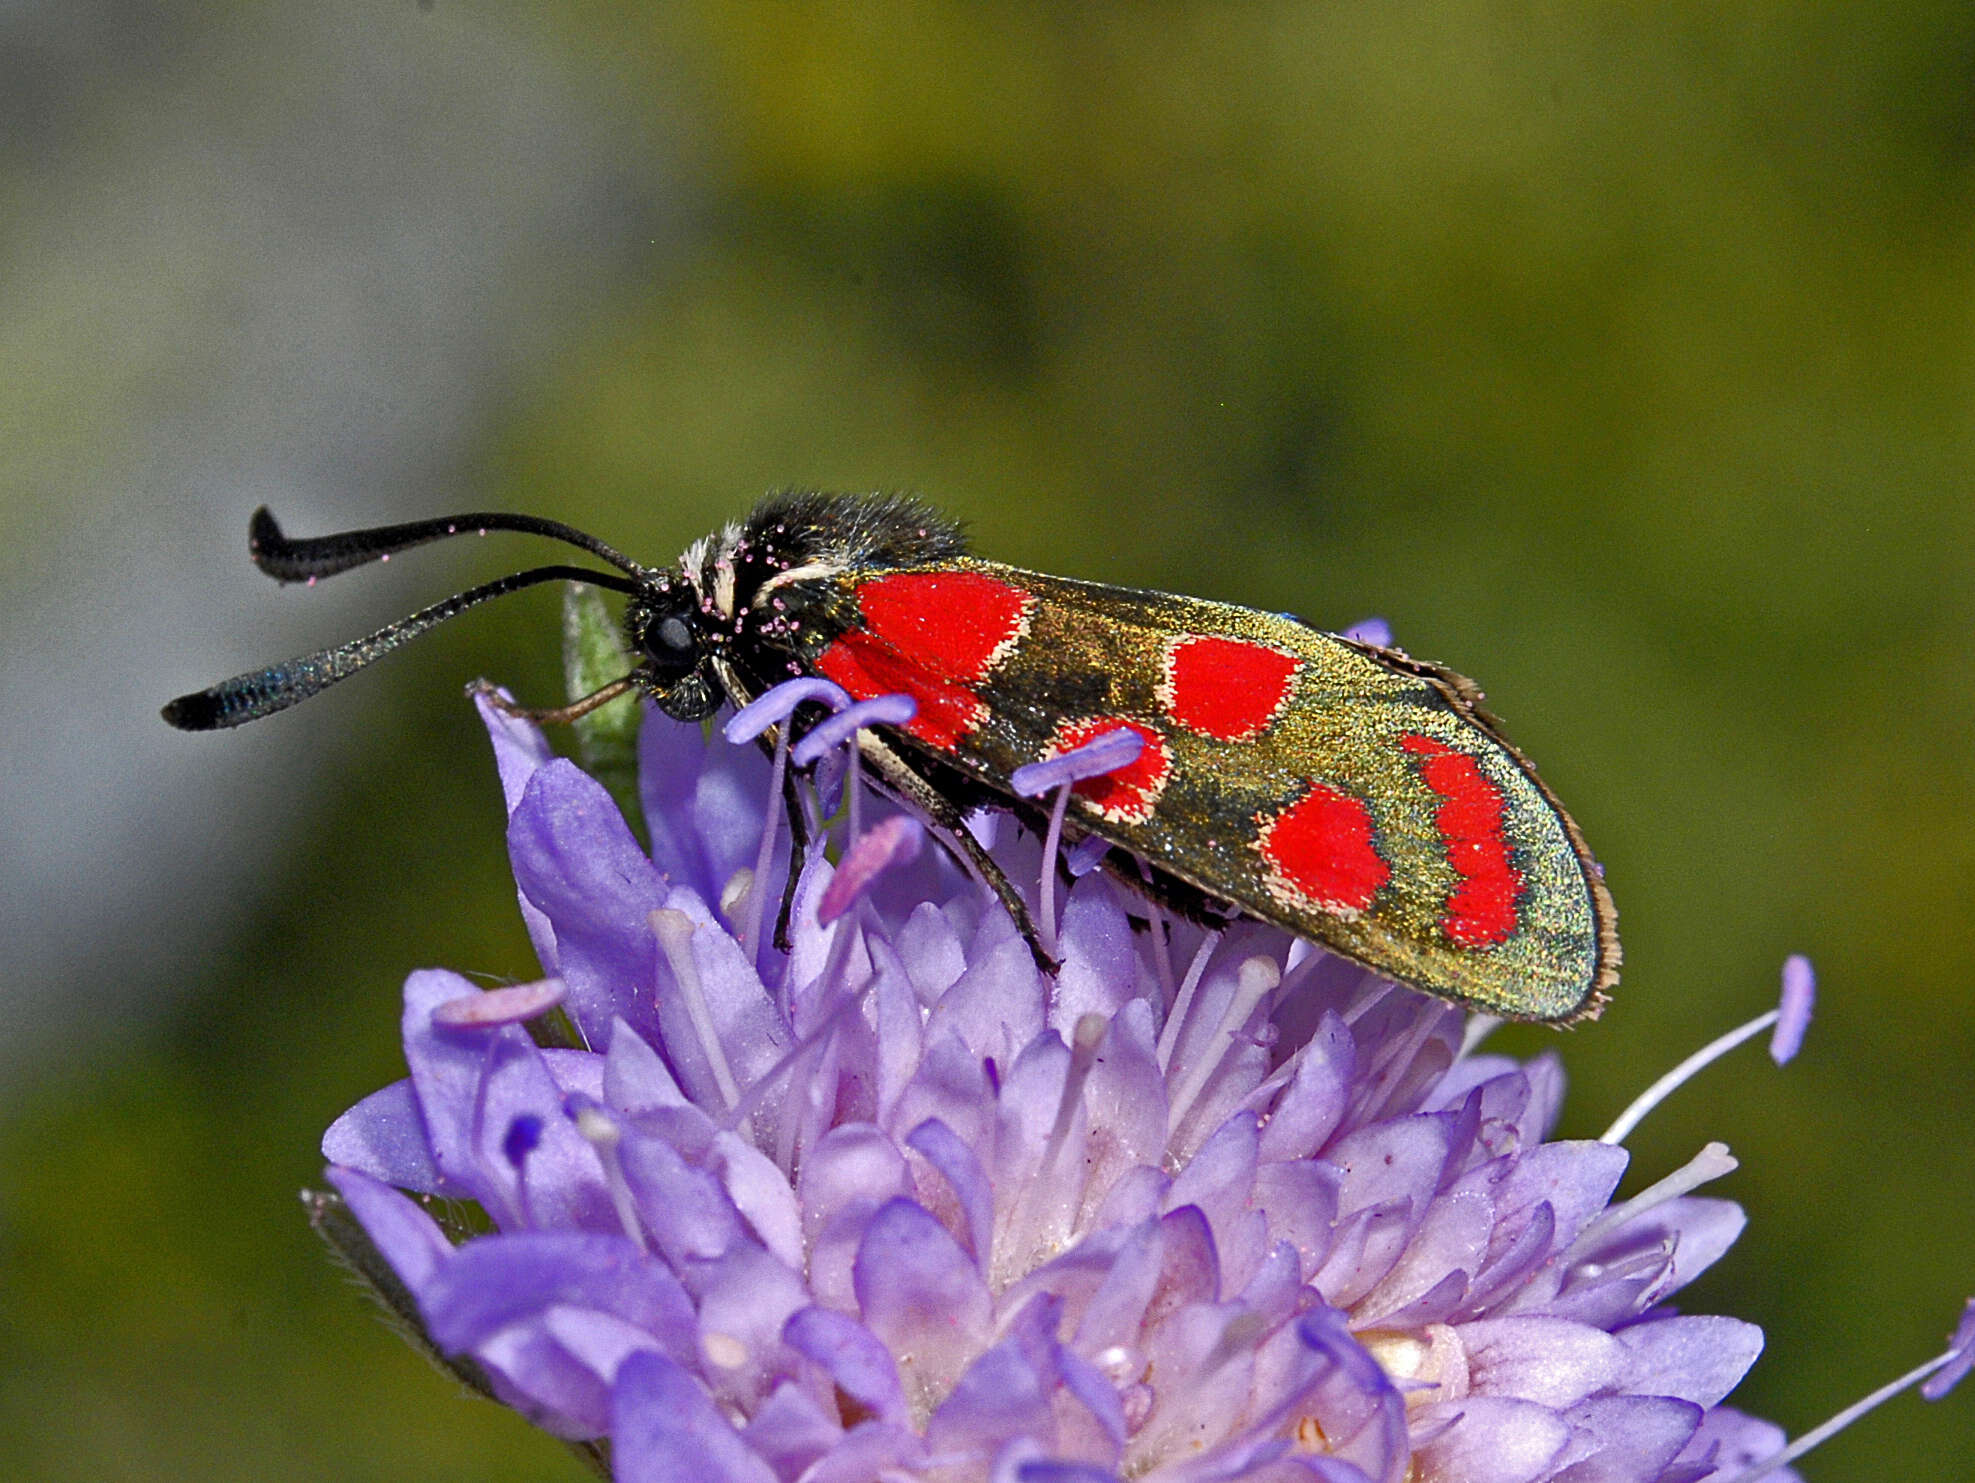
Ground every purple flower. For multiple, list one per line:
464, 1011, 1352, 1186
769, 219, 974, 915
315, 689, 1963, 1483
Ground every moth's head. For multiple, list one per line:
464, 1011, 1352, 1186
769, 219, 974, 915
625, 573, 723, 720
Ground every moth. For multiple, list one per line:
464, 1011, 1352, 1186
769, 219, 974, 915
165, 492, 1619, 1021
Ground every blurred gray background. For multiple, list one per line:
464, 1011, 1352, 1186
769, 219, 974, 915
1, 2, 668, 1053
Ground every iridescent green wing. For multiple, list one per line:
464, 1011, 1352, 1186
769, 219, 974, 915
799, 558, 1615, 1020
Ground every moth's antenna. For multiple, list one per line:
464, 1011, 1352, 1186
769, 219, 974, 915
162, 562, 643, 731
247, 506, 650, 583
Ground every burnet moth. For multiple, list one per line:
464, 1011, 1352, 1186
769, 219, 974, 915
165, 492, 1619, 1021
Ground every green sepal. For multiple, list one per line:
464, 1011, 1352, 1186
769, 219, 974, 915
302, 1188, 611, 1477
562, 582, 646, 844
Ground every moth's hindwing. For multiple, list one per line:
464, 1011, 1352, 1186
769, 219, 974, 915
795, 558, 1617, 1022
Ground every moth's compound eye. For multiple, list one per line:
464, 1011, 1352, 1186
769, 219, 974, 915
636, 592, 704, 684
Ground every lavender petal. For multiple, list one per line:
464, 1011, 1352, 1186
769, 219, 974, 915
421, 1232, 697, 1362
322, 1079, 447, 1193
509, 760, 668, 1041
854, 1197, 994, 1393
1613, 1315, 1765, 1407
783, 1306, 907, 1424
325, 1165, 456, 1292
612, 1349, 779, 1483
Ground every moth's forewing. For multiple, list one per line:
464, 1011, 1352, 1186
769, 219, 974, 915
788, 559, 1615, 1022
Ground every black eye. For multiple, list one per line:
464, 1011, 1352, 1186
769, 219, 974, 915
636, 593, 704, 682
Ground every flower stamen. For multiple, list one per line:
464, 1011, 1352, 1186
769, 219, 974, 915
701, 1332, 749, 1372
431, 979, 565, 1027
1011, 726, 1147, 957
1039, 1014, 1108, 1189
1770, 953, 1816, 1065
502, 1113, 542, 1229
1002, 1013, 1108, 1280
1066, 833, 1111, 879
1155, 928, 1223, 1073
1600, 956, 1816, 1145
569, 1095, 649, 1254
817, 815, 924, 928
721, 993, 863, 1140
1166, 955, 1281, 1142
726, 678, 852, 961
650, 908, 741, 1112
1719, 1298, 1975, 1481
1140, 882, 1179, 1020
791, 693, 917, 844
1569, 1140, 1739, 1260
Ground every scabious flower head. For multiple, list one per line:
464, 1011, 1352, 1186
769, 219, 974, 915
321, 689, 1814, 1483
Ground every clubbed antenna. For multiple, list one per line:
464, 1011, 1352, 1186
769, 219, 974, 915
164, 508, 651, 730
246, 506, 650, 583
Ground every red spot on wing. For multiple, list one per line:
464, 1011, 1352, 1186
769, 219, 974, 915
1400, 734, 1524, 947
1049, 717, 1170, 823
1257, 784, 1389, 917
856, 571, 1034, 682
813, 571, 1033, 751
815, 632, 985, 750
1161, 635, 1302, 741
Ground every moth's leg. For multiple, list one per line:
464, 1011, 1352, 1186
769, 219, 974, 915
856, 734, 1061, 976
773, 766, 812, 954
470, 676, 636, 726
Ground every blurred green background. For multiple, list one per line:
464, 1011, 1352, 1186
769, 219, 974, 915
2, 3, 1970, 1478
